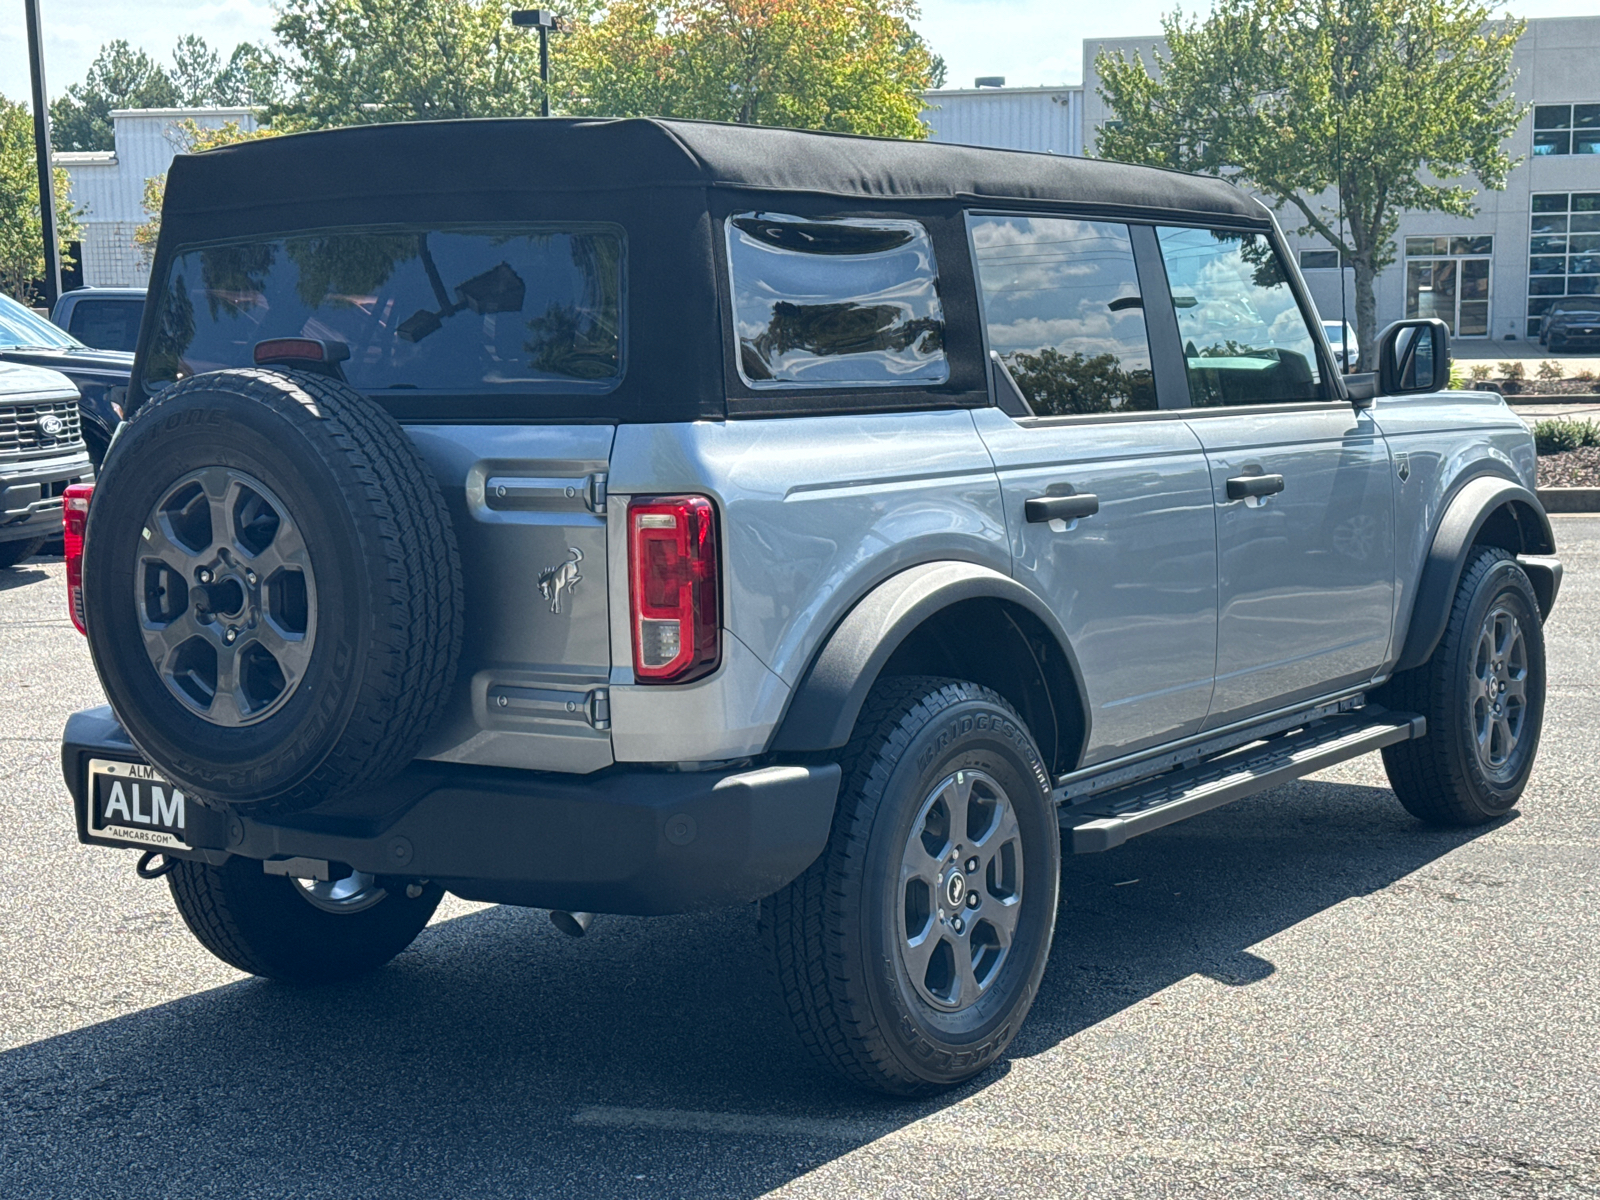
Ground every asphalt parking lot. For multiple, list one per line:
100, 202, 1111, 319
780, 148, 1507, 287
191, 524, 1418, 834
2, 526, 1597, 1199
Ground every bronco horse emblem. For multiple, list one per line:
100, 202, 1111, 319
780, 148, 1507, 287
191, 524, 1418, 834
537, 547, 584, 614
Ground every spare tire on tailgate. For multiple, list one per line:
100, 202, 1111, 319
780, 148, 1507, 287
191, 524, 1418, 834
83, 368, 463, 815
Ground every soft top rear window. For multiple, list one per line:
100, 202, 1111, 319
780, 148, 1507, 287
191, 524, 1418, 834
145, 224, 624, 395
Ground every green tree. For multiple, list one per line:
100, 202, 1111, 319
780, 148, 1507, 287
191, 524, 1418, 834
1008, 347, 1155, 415
171, 35, 223, 106
0, 96, 83, 302
50, 40, 180, 152
562, 0, 938, 137
214, 43, 290, 108
270, 0, 551, 129
1096, 0, 1523, 369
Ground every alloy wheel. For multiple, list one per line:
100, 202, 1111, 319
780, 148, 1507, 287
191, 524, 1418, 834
898, 769, 1024, 1012
1471, 605, 1528, 772
137, 466, 316, 727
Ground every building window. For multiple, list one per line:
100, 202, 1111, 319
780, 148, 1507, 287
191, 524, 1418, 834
1527, 193, 1600, 337
1299, 249, 1343, 270
1533, 105, 1600, 156
1404, 235, 1493, 337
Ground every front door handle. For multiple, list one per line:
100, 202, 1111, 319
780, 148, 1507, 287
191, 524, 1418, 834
1225, 474, 1285, 501
1025, 494, 1100, 523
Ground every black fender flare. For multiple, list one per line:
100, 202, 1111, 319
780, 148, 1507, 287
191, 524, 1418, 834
1395, 475, 1556, 672
769, 561, 1088, 753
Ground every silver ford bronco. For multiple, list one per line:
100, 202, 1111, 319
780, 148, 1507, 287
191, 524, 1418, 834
62, 118, 1559, 1095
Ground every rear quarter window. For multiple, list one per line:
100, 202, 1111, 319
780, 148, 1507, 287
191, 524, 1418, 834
145, 225, 625, 396
726, 213, 948, 388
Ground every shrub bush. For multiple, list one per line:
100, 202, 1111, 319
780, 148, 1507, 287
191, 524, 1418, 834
1532, 418, 1600, 455
1499, 360, 1527, 381
1470, 363, 1492, 381
1536, 359, 1565, 382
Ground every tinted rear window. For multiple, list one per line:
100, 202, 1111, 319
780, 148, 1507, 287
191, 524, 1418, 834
68, 299, 144, 353
145, 225, 624, 395
726, 213, 947, 388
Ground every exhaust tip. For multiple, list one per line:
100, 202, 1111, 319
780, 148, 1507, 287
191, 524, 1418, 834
549, 910, 594, 938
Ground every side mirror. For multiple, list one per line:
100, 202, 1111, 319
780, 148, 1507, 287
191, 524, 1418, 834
1376, 318, 1451, 397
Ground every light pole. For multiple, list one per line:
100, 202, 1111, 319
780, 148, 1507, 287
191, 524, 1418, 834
23, 0, 61, 308
511, 10, 561, 117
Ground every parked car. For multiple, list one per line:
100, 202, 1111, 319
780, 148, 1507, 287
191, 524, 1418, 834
0, 293, 129, 466
51, 287, 147, 354
1537, 298, 1600, 352
62, 119, 1558, 1095
0, 361, 94, 569
1322, 319, 1360, 369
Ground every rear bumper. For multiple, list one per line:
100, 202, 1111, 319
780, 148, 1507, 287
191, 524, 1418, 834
1, 450, 93, 540
62, 706, 840, 915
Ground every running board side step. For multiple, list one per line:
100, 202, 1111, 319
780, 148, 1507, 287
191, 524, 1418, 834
1062, 712, 1425, 853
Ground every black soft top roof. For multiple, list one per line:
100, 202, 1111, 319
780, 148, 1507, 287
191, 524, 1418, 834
163, 116, 1267, 225
143, 117, 1278, 424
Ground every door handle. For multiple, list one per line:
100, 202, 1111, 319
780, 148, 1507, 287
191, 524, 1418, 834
1025, 494, 1100, 523
1225, 474, 1285, 501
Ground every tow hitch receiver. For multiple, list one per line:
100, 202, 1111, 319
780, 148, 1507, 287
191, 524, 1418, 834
263, 857, 333, 881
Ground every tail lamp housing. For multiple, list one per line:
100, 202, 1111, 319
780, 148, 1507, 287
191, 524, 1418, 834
628, 495, 720, 683
63, 482, 94, 635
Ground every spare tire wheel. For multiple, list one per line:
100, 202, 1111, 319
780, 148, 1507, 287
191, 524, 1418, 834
83, 368, 463, 814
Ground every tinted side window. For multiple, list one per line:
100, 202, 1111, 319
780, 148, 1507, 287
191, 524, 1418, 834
969, 216, 1154, 415
1156, 227, 1324, 406
726, 213, 948, 388
68, 299, 144, 353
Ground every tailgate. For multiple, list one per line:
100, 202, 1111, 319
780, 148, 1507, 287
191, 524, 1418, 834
405, 424, 615, 772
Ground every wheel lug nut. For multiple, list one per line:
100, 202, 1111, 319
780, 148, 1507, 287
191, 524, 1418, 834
966, 893, 979, 909
952, 917, 964, 933
198, 568, 213, 584
965, 857, 978, 873
246, 570, 257, 586
224, 627, 238, 644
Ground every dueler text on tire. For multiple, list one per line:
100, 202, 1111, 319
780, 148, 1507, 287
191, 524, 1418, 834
760, 677, 1061, 1095
167, 858, 444, 982
1382, 546, 1546, 826
82, 368, 463, 814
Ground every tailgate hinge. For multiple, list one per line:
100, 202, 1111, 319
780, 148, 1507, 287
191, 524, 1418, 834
587, 687, 611, 730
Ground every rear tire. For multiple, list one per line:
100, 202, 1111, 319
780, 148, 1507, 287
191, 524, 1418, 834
761, 677, 1060, 1095
167, 857, 443, 983
0, 537, 45, 569
1381, 547, 1545, 826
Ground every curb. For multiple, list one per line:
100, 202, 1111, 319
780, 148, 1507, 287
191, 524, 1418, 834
1537, 487, 1600, 513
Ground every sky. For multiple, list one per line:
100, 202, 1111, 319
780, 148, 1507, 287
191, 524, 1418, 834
4, 0, 1600, 106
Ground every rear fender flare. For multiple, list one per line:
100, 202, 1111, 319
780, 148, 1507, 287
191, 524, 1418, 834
1396, 475, 1555, 672
768, 561, 1088, 756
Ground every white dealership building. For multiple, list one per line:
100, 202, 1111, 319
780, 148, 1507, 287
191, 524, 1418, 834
54, 108, 258, 290
927, 15, 1600, 344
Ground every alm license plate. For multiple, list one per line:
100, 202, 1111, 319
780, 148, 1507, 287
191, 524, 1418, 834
87, 758, 190, 849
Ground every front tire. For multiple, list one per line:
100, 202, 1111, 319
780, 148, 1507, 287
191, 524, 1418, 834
761, 677, 1060, 1095
1382, 547, 1546, 826
0, 538, 45, 569
167, 857, 443, 983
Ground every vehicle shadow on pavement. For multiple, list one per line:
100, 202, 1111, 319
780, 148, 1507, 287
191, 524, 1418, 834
0, 566, 50, 593
0, 776, 1493, 1199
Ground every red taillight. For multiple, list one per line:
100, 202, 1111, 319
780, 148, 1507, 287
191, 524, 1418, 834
628, 495, 720, 683
64, 482, 93, 636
